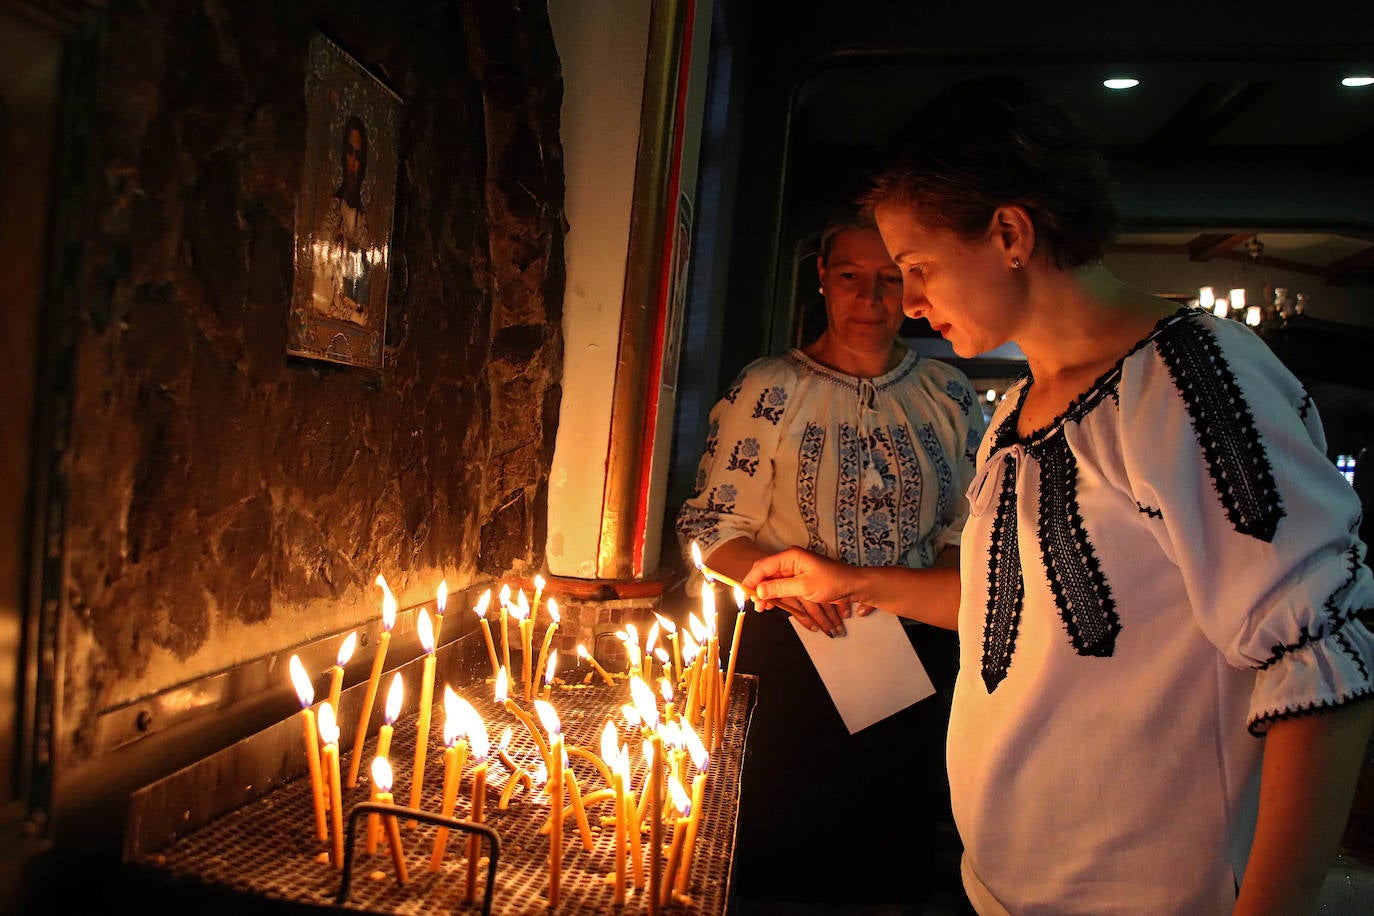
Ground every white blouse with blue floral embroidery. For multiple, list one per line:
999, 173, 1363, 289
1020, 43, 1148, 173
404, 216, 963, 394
677, 346, 987, 578
952, 309, 1374, 915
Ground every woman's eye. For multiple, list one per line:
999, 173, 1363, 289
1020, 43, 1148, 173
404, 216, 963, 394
839, 271, 859, 280
882, 274, 903, 285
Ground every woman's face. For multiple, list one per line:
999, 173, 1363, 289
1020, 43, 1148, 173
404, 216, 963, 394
816, 226, 906, 354
874, 201, 1019, 358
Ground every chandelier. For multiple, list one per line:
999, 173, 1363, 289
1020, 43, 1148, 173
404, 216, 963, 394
1195, 237, 1308, 327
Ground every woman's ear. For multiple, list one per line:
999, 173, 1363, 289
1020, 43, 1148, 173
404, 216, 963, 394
992, 205, 1036, 266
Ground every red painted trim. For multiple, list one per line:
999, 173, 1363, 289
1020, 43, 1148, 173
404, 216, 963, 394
632, 0, 697, 577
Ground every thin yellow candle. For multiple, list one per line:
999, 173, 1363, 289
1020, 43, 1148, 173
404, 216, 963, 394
429, 687, 471, 872
536, 699, 564, 908
366, 673, 404, 855
463, 715, 491, 905
542, 649, 558, 702
516, 589, 534, 702
659, 677, 676, 727
661, 776, 692, 906
496, 727, 532, 809
690, 539, 761, 602
532, 573, 546, 615
682, 637, 702, 726
625, 622, 642, 676
499, 583, 512, 678
577, 643, 616, 687
655, 612, 682, 687
631, 675, 664, 912
495, 666, 551, 769
630, 740, 647, 890
602, 723, 628, 904
674, 722, 709, 896
704, 636, 720, 751
289, 655, 328, 843
370, 756, 408, 884
566, 764, 595, 852
348, 576, 398, 788
326, 631, 357, 730
432, 578, 449, 646
473, 588, 498, 680
318, 702, 344, 868
721, 585, 747, 731
533, 598, 560, 701
408, 609, 438, 821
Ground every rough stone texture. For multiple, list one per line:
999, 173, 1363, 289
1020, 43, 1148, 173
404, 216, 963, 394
59, 0, 565, 765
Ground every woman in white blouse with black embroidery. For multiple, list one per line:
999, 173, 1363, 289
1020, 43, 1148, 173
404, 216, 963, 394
677, 210, 985, 906
741, 77, 1374, 916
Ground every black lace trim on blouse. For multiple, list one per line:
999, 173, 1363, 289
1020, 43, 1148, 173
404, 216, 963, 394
1247, 684, 1374, 738
981, 455, 1024, 692
1256, 547, 1369, 676
1037, 435, 1120, 657
783, 348, 921, 394
1155, 313, 1284, 542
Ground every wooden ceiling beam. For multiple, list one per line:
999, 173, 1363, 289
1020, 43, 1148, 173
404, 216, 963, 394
1143, 81, 1273, 159
1187, 232, 1252, 262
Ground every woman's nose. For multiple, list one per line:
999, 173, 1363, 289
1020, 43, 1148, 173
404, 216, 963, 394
902, 282, 926, 318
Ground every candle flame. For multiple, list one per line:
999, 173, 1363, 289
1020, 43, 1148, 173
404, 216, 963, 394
544, 650, 558, 686
682, 633, 700, 662
547, 598, 560, 624
442, 685, 464, 747
688, 612, 707, 642
701, 588, 717, 635
417, 608, 435, 654
641, 739, 654, 769
645, 621, 660, 655
690, 540, 705, 570
658, 677, 674, 702
515, 588, 530, 620
534, 698, 561, 738
576, 644, 590, 660
532, 763, 548, 788
734, 585, 747, 609
317, 701, 339, 746
376, 574, 397, 631
683, 719, 708, 772
625, 622, 639, 648
336, 631, 358, 667
436, 579, 448, 616
384, 672, 404, 724
654, 611, 677, 635
499, 583, 511, 607
474, 587, 492, 619
654, 647, 670, 665
494, 666, 509, 703
614, 744, 630, 779
630, 676, 659, 731
669, 775, 691, 816
600, 720, 619, 762
289, 654, 314, 707
499, 726, 513, 751
621, 704, 641, 728
372, 755, 393, 793
661, 720, 682, 747
466, 706, 490, 762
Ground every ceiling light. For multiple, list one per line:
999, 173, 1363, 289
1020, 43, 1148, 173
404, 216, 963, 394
1342, 76, 1374, 87
1103, 78, 1139, 90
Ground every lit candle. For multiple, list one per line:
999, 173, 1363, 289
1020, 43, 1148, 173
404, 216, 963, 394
721, 585, 747, 731
542, 649, 558, 701
347, 576, 398, 788
408, 609, 438, 821
516, 589, 534, 702
432, 578, 449, 646
602, 723, 628, 904
533, 598, 561, 701
289, 654, 329, 842
326, 631, 357, 728
429, 687, 471, 872
499, 583, 512, 678
473, 588, 498, 680
370, 756, 408, 884
463, 712, 491, 905
631, 676, 664, 913
366, 673, 404, 855
674, 721, 709, 897
661, 776, 693, 906
655, 612, 682, 687
536, 699, 564, 908
689, 539, 760, 601
318, 701, 344, 868
625, 622, 642, 676
577, 643, 616, 687
496, 727, 532, 809
532, 573, 547, 613
495, 666, 551, 769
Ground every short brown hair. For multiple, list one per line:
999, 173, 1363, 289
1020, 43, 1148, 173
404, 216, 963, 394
860, 76, 1120, 269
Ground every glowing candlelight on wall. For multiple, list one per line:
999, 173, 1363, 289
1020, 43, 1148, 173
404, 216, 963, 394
536, 699, 565, 908
348, 576, 398, 788
463, 708, 491, 905
408, 608, 438, 820
289, 654, 328, 843
318, 701, 344, 868
534, 598, 560, 702
473, 588, 498, 680
366, 673, 404, 855
370, 756, 408, 884
577, 643, 616, 686
429, 688, 472, 872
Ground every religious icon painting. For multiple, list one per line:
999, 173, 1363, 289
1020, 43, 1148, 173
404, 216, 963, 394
288, 32, 402, 370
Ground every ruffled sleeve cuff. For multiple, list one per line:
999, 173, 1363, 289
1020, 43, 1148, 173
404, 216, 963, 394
1247, 615, 1374, 736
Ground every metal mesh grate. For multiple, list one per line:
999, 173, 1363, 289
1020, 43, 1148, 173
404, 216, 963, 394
128, 674, 754, 914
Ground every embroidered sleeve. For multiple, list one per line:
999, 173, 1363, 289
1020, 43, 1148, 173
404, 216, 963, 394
1119, 316, 1374, 735
676, 359, 790, 559
933, 366, 990, 554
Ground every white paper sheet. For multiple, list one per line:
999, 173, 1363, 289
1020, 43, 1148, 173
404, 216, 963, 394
793, 610, 935, 734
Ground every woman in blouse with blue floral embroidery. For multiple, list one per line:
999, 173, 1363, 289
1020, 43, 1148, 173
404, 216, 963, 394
676, 210, 987, 907
740, 77, 1374, 916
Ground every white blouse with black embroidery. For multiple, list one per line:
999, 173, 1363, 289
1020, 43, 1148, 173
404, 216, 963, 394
676, 347, 987, 576
951, 308, 1374, 915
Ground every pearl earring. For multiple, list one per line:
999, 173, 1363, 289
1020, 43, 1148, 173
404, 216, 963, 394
818, 286, 825, 295
1011, 257, 1023, 269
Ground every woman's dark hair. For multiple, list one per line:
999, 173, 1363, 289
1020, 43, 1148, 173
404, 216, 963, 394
859, 76, 1120, 268
816, 209, 880, 266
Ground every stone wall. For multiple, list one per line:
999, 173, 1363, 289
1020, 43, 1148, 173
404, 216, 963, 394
58, 0, 565, 766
